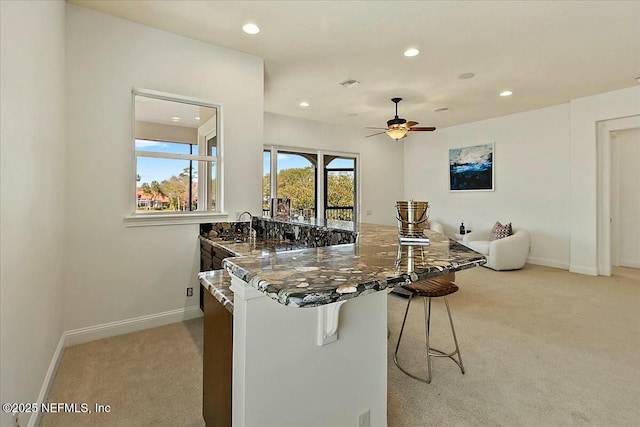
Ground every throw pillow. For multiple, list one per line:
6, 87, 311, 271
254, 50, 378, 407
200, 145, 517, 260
490, 221, 512, 240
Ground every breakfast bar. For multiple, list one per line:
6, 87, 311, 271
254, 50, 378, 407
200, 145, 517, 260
199, 218, 486, 427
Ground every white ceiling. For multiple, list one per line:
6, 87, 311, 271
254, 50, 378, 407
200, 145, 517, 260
70, 0, 640, 131
135, 95, 216, 128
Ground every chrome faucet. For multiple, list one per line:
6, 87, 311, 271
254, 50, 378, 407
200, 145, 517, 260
238, 211, 255, 244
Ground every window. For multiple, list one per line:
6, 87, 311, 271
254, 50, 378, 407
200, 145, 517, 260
136, 141, 199, 211
129, 89, 223, 225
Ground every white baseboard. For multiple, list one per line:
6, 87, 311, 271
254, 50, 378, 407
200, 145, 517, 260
569, 264, 599, 276
28, 334, 65, 427
527, 256, 569, 270
64, 306, 203, 347
620, 260, 640, 269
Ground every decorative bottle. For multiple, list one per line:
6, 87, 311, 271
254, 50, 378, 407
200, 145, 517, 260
459, 222, 466, 235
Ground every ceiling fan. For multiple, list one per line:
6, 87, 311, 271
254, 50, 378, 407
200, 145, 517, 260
365, 98, 436, 141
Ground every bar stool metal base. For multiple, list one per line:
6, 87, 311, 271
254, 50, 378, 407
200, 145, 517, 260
393, 291, 465, 384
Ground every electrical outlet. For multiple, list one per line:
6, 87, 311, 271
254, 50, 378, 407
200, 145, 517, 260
186, 287, 193, 297
366, 210, 372, 216
358, 409, 370, 427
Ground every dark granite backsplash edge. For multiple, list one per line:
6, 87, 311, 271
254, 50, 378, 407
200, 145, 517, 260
200, 217, 358, 248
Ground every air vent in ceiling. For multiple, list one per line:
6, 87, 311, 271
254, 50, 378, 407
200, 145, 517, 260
434, 107, 450, 113
338, 79, 361, 88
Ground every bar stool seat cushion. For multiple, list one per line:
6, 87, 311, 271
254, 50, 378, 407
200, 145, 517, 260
404, 279, 459, 298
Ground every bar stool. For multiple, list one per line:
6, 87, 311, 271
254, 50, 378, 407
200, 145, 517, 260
393, 278, 465, 383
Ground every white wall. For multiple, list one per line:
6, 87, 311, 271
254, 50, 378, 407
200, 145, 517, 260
64, 5, 263, 332
613, 127, 640, 268
0, 1, 67, 426
569, 86, 640, 275
404, 104, 572, 269
264, 112, 404, 226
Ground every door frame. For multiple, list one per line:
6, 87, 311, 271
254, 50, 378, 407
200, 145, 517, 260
323, 156, 357, 222
596, 115, 640, 276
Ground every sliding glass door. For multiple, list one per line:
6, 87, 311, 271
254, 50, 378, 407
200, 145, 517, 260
276, 150, 317, 217
263, 147, 357, 222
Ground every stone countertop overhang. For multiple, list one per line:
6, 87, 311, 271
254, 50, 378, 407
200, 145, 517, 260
203, 222, 486, 309
198, 270, 234, 314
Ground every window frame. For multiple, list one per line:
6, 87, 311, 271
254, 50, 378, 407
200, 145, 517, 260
125, 88, 227, 227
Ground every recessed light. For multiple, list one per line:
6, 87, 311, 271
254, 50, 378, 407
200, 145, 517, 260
499, 90, 513, 97
195, 116, 200, 120
458, 72, 476, 80
404, 48, 419, 57
636, 76, 640, 84
242, 23, 260, 35
171, 116, 180, 122
299, 101, 309, 107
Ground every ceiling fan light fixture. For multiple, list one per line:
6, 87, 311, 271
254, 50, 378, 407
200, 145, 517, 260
387, 128, 408, 141
364, 98, 435, 140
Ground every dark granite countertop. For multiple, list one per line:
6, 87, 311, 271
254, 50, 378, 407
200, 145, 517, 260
198, 270, 234, 314
204, 222, 486, 308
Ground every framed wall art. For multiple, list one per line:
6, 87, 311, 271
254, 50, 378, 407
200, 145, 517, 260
449, 143, 494, 191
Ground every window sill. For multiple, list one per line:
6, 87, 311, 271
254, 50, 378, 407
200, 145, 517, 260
124, 212, 229, 227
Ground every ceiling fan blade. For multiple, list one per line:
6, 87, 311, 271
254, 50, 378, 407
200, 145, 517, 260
406, 121, 419, 128
408, 127, 436, 132
365, 131, 387, 138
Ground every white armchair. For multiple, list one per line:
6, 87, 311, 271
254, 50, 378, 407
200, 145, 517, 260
462, 229, 530, 270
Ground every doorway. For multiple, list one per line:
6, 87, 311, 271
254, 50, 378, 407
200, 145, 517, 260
611, 128, 640, 268
596, 115, 640, 275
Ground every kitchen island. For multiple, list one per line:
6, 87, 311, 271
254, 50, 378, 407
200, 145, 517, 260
199, 218, 485, 427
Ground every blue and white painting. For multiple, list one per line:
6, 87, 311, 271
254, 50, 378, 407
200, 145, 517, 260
449, 143, 494, 191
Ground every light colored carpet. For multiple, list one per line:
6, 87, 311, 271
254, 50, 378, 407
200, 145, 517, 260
41, 265, 639, 426
387, 265, 640, 426
40, 320, 205, 427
